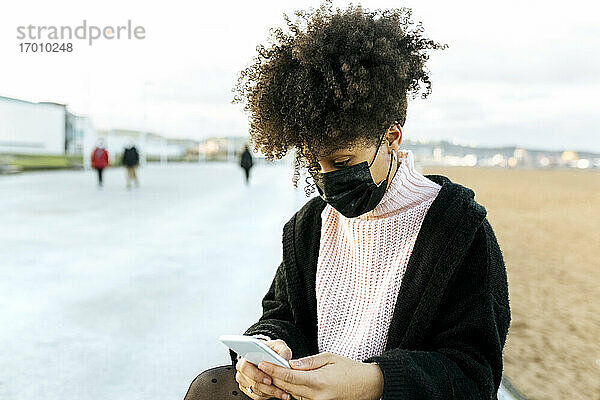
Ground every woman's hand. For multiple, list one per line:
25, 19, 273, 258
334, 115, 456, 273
235, 339, 294, 400
257, 352, 384, 400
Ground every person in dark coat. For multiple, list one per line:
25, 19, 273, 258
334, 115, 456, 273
90, 138, 109, 188
121, 141, 140, 189
240, 145, 254, 185
184, 141, 511, 400
184, 3, 510, 400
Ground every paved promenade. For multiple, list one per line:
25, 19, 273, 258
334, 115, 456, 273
0, 161, 516, 399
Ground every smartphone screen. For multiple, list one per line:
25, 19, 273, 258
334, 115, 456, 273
219, 334, 290, 368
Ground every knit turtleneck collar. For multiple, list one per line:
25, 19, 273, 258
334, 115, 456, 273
356, 149, 442, 220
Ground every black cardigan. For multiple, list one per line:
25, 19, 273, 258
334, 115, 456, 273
229, 174, 511, 399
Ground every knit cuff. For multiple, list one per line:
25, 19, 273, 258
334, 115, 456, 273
365, 350, 453, 399
364, 352, 418, 399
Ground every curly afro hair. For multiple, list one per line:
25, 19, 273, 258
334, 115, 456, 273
231, 0, 447, 195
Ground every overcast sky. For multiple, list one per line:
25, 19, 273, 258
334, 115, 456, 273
0, 0, 598, 153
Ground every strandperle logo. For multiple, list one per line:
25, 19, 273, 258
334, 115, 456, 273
16, 20, 146, 45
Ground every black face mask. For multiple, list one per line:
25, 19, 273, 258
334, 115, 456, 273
312, 135, 394, 218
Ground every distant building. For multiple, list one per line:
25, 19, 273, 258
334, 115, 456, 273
0, 95, 95, 156
66, 114, 94, 155
199, 136, 268, 162
433, 147, 443, 162
96, 129, 199, 164
561, 151, 578, 162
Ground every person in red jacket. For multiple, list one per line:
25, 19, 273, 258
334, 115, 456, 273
91, 138, 109, 188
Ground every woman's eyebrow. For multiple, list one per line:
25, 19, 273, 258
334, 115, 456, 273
320, 154, 348, 162
324, 148, 353, 157
333, 153, 354, 159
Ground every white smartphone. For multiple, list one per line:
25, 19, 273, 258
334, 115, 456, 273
219, 334, 290, 368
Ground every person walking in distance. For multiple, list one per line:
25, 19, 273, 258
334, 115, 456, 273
122, 141, 140, 189
91, 139, 109, 188
239, 144, 254, 185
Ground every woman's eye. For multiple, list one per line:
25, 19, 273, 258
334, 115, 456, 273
334, 160, 350, 168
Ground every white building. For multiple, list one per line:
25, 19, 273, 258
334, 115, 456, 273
0, 95, 96, 157
0, 96, 67, 155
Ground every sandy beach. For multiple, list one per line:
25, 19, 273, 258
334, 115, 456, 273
421, 166, 600, 400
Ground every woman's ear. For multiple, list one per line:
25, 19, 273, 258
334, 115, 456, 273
386, 124, 403, 151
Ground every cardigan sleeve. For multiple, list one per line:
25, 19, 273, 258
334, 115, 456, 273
228, 261, 314, 366
364, 219, 511, 399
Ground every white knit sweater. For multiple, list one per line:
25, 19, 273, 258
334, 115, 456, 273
315, 149, 442, 362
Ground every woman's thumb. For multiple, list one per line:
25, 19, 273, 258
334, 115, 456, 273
289, 353, 331, 370
268, 340, 293, 361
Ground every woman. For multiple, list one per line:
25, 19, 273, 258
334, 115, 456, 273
185, 2, 510, 399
